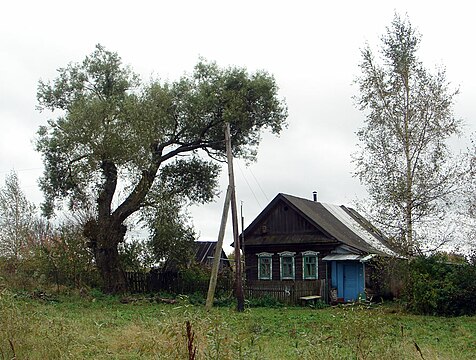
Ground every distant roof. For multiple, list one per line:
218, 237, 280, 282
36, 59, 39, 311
244, 193, 399, 257
194, 241, 217, 263
163, 241, 230, 271
194, 241, 230, 267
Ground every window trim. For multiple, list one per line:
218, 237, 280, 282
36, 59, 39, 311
257, 252, 273, 280
278, 251, 296, 280
302, 251, 319, 280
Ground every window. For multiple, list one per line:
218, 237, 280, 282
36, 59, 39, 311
302, 251, 319, 280
278, 251, 296, 280
257, 252, 273, 280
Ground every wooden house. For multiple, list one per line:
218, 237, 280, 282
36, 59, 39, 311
242, 193, 399, 303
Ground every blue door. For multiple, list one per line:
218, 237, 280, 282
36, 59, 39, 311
343, 263, 358, 301
331, 261, 364, 302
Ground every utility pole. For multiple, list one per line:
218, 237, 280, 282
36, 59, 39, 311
205, 185, 231, 310
225, 123, 245, 312
240, 201, 245, 282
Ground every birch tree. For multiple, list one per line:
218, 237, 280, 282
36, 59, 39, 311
0, 171, 36, 260
354, 14, 461, 255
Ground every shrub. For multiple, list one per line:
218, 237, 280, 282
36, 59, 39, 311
246, 295, 285, 308
118, 239, 155, 272
175, 263, 233, 297
179, 263, 210, 295
34, 223, 100, 289
367, 257, 406, 300
0, 221, 101, 293
404, 255, 476, 316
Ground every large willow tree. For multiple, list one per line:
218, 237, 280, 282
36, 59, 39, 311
36, 45, 287, 293
354, 15, 461, 256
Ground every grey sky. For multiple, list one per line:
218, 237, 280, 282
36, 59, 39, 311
1, 1, 474, 251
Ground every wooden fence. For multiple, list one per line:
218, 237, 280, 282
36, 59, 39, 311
244, 280, 328, 305
125, 270, 232, 295
126, 271, 328, 305
126, 271, 150, 293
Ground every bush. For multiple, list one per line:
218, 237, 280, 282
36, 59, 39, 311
173, 263, 233, 297
0, 221, 101, 293
246, 295, 285, 308
404, 255, 476, 316
367, 257, 406, 300
33, 223, 100, 290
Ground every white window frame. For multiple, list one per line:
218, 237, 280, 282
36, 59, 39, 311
302, 251, 319, 280
257, 252, 273, 280
278, 251, 296, 280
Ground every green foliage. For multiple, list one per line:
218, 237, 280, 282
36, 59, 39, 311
0, 220, 101, 292
36, 45, 287, 291
187, 291, 206, 305
178, 263, 214, 296
165, 263, 233, 298
405, 255, 476, 316
367, 257, 406, 300
34, 222, 100, 289
142, 196, 196, 266
36, 44, 288, 217
118, 238, 155, 271
0, 255, 42, 291
245, 294, 285, 308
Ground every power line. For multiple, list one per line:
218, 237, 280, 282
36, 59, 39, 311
0, 167, 43, 174
248, 166, 269, 202
236, 162, 261, 208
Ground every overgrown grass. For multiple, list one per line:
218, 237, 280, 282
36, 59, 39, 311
1, 289, 475, 359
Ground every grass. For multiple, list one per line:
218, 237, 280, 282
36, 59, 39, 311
1, 289, 475, 359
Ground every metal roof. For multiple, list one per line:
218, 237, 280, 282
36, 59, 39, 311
321, 203, 398, 256
322, 254, 378, 262
322, 254, 362, 261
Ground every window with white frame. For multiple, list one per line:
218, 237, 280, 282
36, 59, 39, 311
302, 251, 319, 280
278, 251, 296, 280
257, 252, 273, 280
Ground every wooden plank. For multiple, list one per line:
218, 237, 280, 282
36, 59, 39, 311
244, 280, 327, 305
300, 295, 321, 300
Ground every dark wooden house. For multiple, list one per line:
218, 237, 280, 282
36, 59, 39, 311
242, 193, 399, 303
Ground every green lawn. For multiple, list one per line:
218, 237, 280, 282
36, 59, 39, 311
1, 290, 475, 359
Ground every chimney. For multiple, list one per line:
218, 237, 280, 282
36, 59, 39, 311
312, 191, 318, 202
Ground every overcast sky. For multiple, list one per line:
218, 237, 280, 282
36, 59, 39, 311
1, 1, 475, 251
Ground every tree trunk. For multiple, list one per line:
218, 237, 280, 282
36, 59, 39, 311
84, 218, 127, 294
403, 71, 414, 257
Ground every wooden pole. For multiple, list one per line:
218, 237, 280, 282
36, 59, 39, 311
205, 185, 232, 310
225, 123, 245, 312
240, 201, 245, 287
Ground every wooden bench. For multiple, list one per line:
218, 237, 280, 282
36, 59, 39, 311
299, 295, 322, 307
